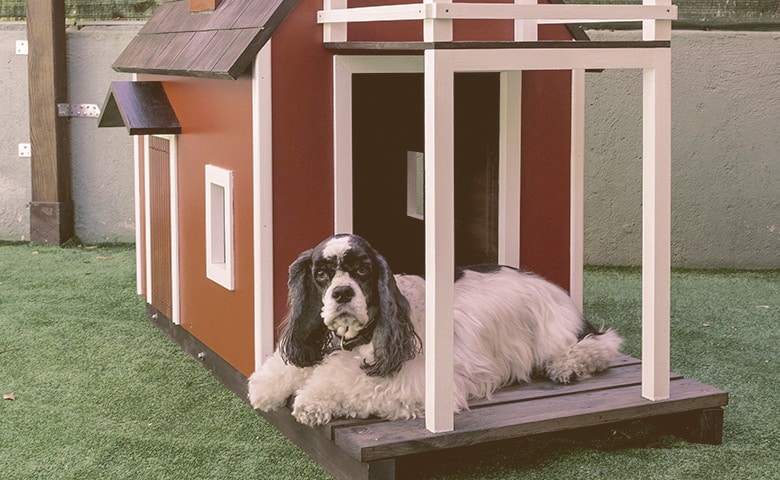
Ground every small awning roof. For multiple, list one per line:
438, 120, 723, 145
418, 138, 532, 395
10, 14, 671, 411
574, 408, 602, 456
98, 81, 181, 135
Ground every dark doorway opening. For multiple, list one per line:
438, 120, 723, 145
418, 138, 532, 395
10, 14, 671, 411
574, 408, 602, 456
352, 72, 500, 275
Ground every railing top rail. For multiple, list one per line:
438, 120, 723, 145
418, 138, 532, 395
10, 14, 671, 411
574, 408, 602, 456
318, 3, 677, 25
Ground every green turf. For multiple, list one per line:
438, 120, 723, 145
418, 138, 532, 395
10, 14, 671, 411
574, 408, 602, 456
1, 242, 777, 479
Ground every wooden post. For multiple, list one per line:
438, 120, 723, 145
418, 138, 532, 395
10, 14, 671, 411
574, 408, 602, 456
26, 0, 73, 244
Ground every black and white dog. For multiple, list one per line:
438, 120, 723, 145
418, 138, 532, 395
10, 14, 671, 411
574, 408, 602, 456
248, 234, 622, 426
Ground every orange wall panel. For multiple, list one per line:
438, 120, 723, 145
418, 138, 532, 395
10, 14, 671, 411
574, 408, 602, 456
142, 73, 256, 376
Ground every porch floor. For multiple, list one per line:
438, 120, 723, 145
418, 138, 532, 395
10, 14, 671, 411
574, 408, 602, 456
259, 354, 728, 480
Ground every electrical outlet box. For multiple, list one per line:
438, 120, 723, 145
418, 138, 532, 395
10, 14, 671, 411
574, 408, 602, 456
16, 40, 28, 55
18, 143, 31, 158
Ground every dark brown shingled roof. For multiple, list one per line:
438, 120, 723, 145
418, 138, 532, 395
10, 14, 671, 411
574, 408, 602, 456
112, 0, 299, 80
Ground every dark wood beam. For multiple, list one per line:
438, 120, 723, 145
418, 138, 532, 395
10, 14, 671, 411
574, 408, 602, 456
26, 0, 73, 244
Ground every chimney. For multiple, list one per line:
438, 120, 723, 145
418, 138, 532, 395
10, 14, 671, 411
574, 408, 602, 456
190, 0, 222, 12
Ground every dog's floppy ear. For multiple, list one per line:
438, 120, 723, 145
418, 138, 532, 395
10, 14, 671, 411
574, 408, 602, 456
278, 248, 331, 368
361, 251, 422, 377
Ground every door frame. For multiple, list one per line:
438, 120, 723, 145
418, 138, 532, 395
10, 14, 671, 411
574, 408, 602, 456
332, 55, 522, 268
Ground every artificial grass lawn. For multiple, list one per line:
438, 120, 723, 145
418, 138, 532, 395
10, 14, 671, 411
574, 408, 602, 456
0, 242, 777, 479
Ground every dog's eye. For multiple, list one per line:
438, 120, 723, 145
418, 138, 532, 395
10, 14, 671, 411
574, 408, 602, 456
355, 266, 370, 277
314, 269, 330, 282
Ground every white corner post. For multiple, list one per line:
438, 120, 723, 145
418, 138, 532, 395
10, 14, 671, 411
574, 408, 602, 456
641, 0, 672, 401
569, 68, 586, 310
253, 41, 275, 369
424, 49, 455, 433
423, 0, 455, 434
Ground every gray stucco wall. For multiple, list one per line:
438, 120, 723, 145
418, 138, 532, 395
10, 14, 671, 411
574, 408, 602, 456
583, 30, 780, 268
0, 24, 777, 268
0, 22, 140, 243
0, 23, 31, 241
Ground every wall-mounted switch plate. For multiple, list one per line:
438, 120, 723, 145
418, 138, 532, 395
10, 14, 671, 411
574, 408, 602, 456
16, 40, 28, 55
18, 143, 31, 158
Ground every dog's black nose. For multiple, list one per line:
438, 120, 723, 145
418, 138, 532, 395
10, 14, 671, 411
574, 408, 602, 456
332, 286, 355, 304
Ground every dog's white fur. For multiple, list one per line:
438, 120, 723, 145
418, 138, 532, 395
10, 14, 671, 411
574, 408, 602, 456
248, 234, 622, 426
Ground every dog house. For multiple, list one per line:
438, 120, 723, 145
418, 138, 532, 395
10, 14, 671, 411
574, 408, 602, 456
99, 0, 728, 478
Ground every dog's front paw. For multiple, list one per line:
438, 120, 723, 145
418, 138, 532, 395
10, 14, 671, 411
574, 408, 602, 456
291, 397, 334, 426
247, 371, 291, 411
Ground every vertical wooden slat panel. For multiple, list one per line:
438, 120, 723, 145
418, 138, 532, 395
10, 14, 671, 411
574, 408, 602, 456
148, 136, 173, 320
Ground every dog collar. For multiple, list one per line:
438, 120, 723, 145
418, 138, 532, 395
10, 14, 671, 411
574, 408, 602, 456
334, 317, 377, 351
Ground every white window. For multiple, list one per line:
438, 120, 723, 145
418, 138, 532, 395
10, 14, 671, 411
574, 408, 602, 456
407, 151, 425, 220
205, 164, 235, 290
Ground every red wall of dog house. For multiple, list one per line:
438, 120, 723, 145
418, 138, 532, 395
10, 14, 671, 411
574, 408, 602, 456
140, 73, 258, 376
268, 0, 338, 352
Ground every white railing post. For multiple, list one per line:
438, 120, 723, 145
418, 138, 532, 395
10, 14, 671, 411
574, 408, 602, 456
570, 68, 586, 311
323, 0, 347, 42
515, 0, 538, 41
424, 0, 453, 42
424, 49, 455, 433
641, 0, 672, 401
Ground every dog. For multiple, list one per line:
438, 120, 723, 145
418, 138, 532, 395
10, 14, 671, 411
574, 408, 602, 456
248, 234, 622, 426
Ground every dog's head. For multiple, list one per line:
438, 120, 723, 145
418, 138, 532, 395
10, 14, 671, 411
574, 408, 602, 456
278, 234, 421, 377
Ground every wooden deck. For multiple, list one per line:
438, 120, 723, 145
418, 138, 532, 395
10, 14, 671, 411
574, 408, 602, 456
147, 305, 728, 480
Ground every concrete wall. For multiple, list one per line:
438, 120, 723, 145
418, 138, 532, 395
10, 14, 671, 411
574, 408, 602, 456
0, 22, 140, 243
583, 30, 780, 268
0, 24, 777, 268
0, 23, 31, 240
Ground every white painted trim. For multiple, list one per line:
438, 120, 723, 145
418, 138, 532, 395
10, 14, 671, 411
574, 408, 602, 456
143, 135, 153, 306
497, 71, 522, 268
570, 69, 585, 311
253, 41, 275, 370
133, 133, 142, 295
424, 49, 455, 433
205, 164, 235, 291
318, 3, 677, 25
332, 56, 424, 234
167, 135, 181, 325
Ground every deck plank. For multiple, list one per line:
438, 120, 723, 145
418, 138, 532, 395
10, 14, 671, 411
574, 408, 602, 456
468, 362, 682, 408
335, 377, 728, 462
